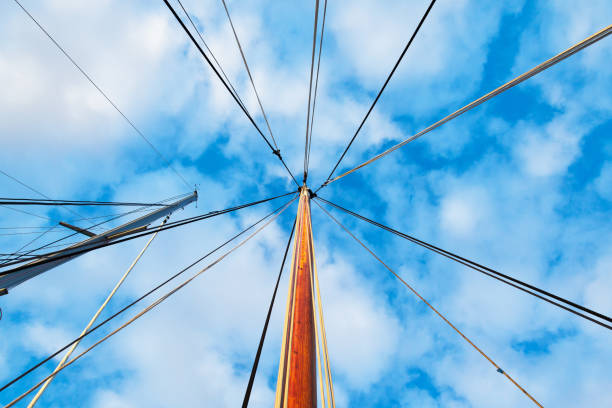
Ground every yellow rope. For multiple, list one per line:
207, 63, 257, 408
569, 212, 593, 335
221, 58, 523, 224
27, 217, 168, 408
309, 205, 336, 408
308, 219, 328, 408
314, 200, 544, 407
7, 197, 297, 408
275, 191, 308, 408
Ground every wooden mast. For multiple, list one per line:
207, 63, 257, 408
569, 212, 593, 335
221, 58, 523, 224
275, 187, 317, 408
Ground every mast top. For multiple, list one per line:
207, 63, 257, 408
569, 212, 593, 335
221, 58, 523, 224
299, 185, 316, 199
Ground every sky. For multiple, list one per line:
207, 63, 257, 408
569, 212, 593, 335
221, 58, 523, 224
0, 0, 611, 407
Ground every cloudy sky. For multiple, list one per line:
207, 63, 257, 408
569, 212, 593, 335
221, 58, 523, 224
1, 0, 611, 406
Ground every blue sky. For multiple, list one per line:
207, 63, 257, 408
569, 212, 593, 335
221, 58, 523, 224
1, 0, 611, 407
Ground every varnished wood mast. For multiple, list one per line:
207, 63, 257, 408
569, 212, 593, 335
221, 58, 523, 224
275, 188, 317, 408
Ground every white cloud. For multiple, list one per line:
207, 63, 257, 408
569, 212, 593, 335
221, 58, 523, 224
594, 162, 612, 201
1, 1, 611, 407
439, 187, 490, 236
513, 114, 584, 178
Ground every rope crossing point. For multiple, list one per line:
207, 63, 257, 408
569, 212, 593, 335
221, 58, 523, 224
162, 0, 300, 187
3, 197, 298, 408
323, 23, 612, 188
0, 193, 195, 266
242, 220, 296, 408
316, 197, 612, 330
313, 200, 544, 408
26, 216, 170, 408
176, 0, 249, 115
0, 198, 297, 395
0, 191, 297, 271
221, 0, 279, 151
320, 0, 437, 188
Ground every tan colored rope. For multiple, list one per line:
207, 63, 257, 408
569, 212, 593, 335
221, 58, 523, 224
274, 193, 306, 408
27, 217, 169, 408
308, 224, 328, 408
325, 24, 612, 186
314, 200, 544, 407
310, 214, 336, 407
6, 197, 297, 408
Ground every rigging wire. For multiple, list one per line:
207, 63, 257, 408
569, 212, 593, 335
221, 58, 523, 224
175, 0, 249, 113
162, 0, 300, 187
313, 199, 544, 407
0, 197, 296, 394
242, 219, 296, 408
0, 169, 48, 199
321, 23, 612, 189
0, 205, 51, 221
0, 230, 66, 236
26, 216, 170, 408
0, 170, 100, 230
315, 197, 612, 330
0, 198, 169, 207
303, 0, 321, 184
3, 197, 297, 408
0, 226, 58, 266
11, 0, 193, 190
320, 0, 437, 188
305, 0, 328, 181
0, 194, 190, 265
0, 191, 297, 272
221, 0, 279, 150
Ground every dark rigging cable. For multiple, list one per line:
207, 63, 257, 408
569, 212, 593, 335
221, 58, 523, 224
221, 0, 279, 150
242, 219, 296, 408
0, 226, 58, 267
161, 0, 300, 187
175, 0, 249, 114
3, 198, 297, 408
305, 0, 328, 181
318, 0, 437, 190
322, 24, 612, 188
0, 198, 296, 394
0, 169, 49, 199
313, 199, 544, 407
303, 0, 320, 184
0, 198, 169, 207
315, 197, 612, 330
11, 0, 193, 190
0, 193, 193, 266
0, 205, 51, 221
0, 191, 297, 272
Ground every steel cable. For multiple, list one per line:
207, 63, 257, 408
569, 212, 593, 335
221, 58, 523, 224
221, 0, 279, 150
3, 197, 296, 408
0, 191, 297, 272
12, 1, 193, 190
0, 197, 296, 394
322, 23, 612, 188
320, 0, 437, 188
162, 0, 300, 187
242, 219, 296, 407
303, 0, 321, 184
314, 199, 544, 407
175, 0, 249, 114
315, 197, 612, 330
305, 0, 328, 181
